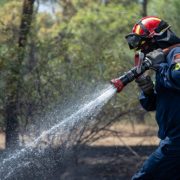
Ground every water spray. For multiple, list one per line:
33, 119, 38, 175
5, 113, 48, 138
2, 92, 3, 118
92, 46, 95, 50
0, 85, 116, 179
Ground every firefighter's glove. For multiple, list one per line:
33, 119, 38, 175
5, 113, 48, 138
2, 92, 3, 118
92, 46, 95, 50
145, 49, 165, 70
135, 76, 154, 96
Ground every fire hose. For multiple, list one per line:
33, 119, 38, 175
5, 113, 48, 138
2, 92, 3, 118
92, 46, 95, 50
110, 44, 180, 93
111, 55, 152, 92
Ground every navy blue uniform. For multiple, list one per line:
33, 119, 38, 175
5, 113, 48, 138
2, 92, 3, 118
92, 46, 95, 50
132, 47, 180, 180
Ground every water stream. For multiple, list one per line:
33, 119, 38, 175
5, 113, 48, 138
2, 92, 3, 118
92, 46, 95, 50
0, 85, 116, 179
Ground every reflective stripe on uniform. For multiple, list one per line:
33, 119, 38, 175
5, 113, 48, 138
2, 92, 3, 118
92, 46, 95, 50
174, 54, 180, 63
174, 63, 180, 70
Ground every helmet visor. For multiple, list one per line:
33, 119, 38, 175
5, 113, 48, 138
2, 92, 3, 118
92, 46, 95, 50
125, 33, 145, 49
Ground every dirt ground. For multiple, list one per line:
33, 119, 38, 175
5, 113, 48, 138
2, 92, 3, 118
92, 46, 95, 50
0, 123, 159, 180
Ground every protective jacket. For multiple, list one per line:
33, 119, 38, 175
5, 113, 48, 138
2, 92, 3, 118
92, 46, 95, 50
139, 46, 180, 141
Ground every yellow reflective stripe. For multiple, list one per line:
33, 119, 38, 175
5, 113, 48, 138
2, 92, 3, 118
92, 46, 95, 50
135, 25, 141, 34
174, 63, 180, 70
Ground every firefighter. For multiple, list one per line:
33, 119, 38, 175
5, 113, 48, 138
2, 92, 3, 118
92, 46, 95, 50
125, 16, 180, 179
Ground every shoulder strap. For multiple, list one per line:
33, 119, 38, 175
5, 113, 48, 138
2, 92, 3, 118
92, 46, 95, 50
163, 43, 180, 55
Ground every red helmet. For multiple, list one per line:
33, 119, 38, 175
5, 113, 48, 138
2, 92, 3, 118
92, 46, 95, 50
125, 16, 170, 50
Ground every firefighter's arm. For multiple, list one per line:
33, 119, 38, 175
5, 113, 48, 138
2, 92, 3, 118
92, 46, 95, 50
157, 48, 180, 90
139, 91, 156, 111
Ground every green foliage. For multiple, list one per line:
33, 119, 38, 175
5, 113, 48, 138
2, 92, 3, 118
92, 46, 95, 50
0, 0, 10, 6
41, 2, 141, 115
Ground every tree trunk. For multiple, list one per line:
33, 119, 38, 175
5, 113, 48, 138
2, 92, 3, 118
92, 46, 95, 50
142, 0, 148, 17
5, 0, 35, 149
19, 0, 35, 47
101, 0, 109, 5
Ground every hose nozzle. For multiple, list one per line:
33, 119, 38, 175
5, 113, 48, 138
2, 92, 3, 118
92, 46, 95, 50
110, 78, 124, 93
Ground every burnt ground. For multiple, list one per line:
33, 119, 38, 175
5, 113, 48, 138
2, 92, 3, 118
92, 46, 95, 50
0, 145, 156, 180
55, 145, 156, 180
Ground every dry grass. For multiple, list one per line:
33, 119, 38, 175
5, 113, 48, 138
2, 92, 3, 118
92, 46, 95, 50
0, 132, 5, 149
91, 122, 159, 146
